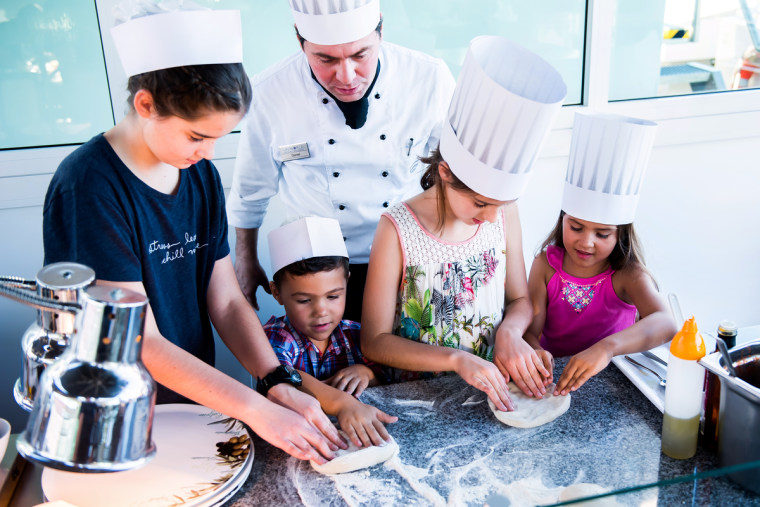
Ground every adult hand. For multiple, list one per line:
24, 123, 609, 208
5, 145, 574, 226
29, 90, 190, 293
452, 351, 515, 412
493, 330, 552, 398
324, 364, 374, 397
268, 383, 347, 450
337, 397, 398, 448
246, 401, 337, 464
233, 254, 270, 311
554, 342, 613, 396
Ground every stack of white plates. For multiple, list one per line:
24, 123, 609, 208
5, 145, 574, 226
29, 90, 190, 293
41, 404, 254, 507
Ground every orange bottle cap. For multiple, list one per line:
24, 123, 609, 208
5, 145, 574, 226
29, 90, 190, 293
670, 316, 706, 360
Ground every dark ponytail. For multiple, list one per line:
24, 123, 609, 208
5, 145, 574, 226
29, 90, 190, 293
126, 63, 252, 120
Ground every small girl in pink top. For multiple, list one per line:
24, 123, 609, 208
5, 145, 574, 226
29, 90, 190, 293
525, 112, 677, 396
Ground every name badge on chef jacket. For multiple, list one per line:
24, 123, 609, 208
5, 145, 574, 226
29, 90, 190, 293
279, 142, 310, 161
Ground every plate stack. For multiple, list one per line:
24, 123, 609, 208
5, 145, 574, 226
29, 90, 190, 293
41, 405, 254, 506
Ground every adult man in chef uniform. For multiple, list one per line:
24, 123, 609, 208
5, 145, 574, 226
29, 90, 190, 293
227, 0, 455, 320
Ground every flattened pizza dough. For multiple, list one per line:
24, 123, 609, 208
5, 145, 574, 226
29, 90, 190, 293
310, 431, 399, 475
488, 383, 570, 428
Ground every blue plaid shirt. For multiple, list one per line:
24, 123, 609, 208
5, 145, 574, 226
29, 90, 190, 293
264, 316, 380, 380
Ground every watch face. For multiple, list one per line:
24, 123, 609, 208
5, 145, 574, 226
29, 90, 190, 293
286, 366, 302, 385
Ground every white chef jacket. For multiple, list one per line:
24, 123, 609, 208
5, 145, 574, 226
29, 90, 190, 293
227, 42, 456, 263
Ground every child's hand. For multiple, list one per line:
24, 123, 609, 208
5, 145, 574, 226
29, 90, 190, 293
267, 383, 346, 451
452, 350, 515, 412
324, 364, 375, 397
245, 398, 337, 464
554, 342, 613, 395
337, 397, 398, 448
534, 348, 555, 381
494, 331, 552, 399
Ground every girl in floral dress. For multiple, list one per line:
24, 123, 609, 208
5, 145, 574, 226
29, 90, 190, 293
523, 112, 676, 397
361, 36, 569, 411
361, 148, 537, 412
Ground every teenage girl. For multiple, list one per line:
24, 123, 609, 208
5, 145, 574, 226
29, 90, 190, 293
360, 148, 550, 411
43, 7, 344, 463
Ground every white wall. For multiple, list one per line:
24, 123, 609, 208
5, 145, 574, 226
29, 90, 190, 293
1, 101, 759, 432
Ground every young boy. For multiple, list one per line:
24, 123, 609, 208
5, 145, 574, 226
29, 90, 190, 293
265, 217, 395, 447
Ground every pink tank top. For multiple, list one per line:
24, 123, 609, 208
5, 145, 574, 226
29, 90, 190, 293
539, 245, 636, 357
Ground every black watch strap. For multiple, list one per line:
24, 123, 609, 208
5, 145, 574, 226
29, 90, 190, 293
256, 365, 302, 397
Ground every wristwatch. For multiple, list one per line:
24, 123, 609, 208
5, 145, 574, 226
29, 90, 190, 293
256, 365, 302, 396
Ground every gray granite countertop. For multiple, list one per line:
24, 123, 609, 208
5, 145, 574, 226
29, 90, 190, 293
227, 359, 760, 506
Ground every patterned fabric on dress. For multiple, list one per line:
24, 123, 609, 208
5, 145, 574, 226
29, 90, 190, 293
539, 245, 637, 357
383, 203, 507, 382
265, 316, 383, 381
560, 275, 606, 313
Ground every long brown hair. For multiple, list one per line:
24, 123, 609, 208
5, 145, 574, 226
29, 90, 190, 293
539, 210, 648, 272
419, 147, 473, 234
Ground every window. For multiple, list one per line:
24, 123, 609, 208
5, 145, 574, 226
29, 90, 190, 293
609, 0, 760, 101
1, 0, 758, 152
0, 1, 113, 150
2, 0, 587, 151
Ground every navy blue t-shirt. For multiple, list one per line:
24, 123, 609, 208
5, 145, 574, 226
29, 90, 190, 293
43, 134, 230, 400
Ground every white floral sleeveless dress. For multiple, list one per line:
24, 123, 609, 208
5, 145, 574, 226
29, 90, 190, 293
383, 202, 507, 382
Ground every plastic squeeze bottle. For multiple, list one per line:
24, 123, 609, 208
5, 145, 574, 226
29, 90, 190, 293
661, 316, 706, 459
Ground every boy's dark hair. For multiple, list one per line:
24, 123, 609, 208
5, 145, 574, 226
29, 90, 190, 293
294, 17, 383, 48
272, 256, 350, 289
419, 146, 473, 234
539, 210, 651, 275
126, 63, 252, 120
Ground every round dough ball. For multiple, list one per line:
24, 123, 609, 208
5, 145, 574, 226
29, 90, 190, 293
310, 432, 399, 475
488, 383, 570, 428
558, 483, 615, 505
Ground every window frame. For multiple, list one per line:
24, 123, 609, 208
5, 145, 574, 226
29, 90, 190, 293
2, 0, 759, 210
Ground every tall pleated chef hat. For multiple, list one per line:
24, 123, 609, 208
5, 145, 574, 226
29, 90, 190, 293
289, 0, 381, 45
111, 0, 243, 77
269, 216, 349, 275
562, 111, 658, 225
440, 36, 567, 201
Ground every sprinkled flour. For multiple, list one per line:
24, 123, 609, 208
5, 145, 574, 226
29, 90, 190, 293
462, 394, 485, 406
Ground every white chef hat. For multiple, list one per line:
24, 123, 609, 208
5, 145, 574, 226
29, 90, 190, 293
289, 0, 381, 45
439, 36, 567, 202
111, 0, 243, 77
562, 111, 658, 225
268, 217, 349, 275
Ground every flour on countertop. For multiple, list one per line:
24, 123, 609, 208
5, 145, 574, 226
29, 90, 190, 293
462, 394, 484, 406
392, 399, 436, 409
384, 455, 447, 507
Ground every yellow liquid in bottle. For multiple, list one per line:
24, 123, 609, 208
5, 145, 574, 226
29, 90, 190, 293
661, 413, 700, 459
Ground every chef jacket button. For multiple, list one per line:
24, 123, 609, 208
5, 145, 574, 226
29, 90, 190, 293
382, 201, 389, 208
382, 171, 389, 177
333, 172, 340, 178
322, 98, 329, 104
380, 134, 386, 140
328, 139, 336, 145
338, 204, 346, 210
343, 236, 347, 241
375, 93, 381, 99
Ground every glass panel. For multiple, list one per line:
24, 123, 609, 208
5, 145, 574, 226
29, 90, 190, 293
197, 0, 586, 105
1, 1, 586, 150
610, 0, 760, 101
0, 1, 114, 150
545, 459, 760, 505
